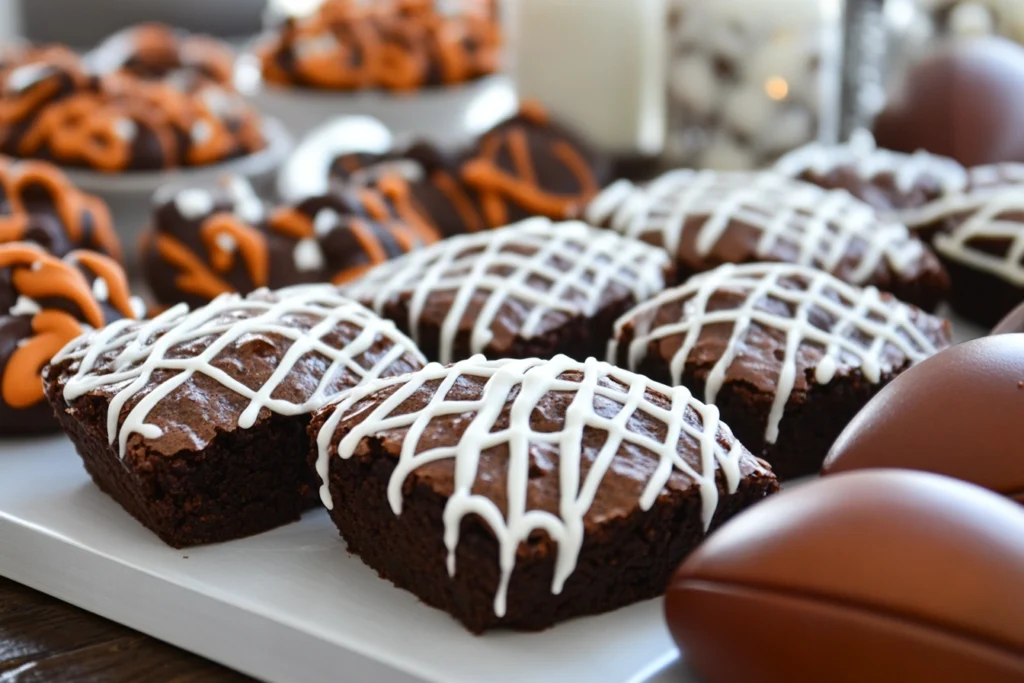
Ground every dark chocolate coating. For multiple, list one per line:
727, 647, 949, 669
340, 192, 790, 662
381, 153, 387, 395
312, 363, 779, 632
666, 469, 1024, 683
875, 37, 1024, 167
329, 105, 611, 237
822, 335, 1024, 503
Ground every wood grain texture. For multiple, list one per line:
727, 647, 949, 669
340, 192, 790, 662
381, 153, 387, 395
0, 577, 252, 682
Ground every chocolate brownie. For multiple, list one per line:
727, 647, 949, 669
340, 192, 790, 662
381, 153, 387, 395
87, 23, 236, 87
142, 176, 439, 308
926, 189, 1024, 327
0, 155, 121, 259
585, 169, 951, 311
0, 242, 139, 434
610, 263, 952, 480
259, 0, 500, 91
342, 217, 673, 364
773, 133, 970, 219
310, 354, 780, 632
43, 286, 424, 547
330, 103, 611, 237
0, 48, 265, 171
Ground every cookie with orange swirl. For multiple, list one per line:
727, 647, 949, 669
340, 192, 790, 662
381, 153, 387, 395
0, 242, 140, 434
5, 71, 265, 172
329, 102, 610, 237
87, 23, 236, 88
141, 176, 439, 308
259, 0, 500, 91
0, 155, 121, 260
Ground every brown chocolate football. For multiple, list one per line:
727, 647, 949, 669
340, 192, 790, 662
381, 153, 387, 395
874, 36, 1024, 166
665, 470, 1024, 683
993, 301, 1024, 334
822, 336, 1024, 502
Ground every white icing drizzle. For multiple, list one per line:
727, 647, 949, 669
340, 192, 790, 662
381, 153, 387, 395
53, 286, 425, 458
342, 217, 671, 364
223, 176, 265, 224
173, 189, 215, 220
585, 170, 926, 284
314, 354, 746, 617
91, 277, 109, 302
932, 191, 1024, 287
609, 263, 943, 445
293, 238, 325, 272
8, 295, 41, 316
773, 130, 969, 197
900, 163, 1024, 230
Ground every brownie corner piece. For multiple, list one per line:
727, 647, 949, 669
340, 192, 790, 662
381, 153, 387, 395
44, 286, 424, 547
311, 355, 778, 632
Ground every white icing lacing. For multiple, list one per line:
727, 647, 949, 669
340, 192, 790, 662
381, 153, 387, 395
342, 217, 671, 364
609, 263, 943, 445
773, 130, 969, 197
314, 354, 746, 618
900, 163, 1024, 229
932, 191, 1024, 287
584, 170, 926, 284
53, 286, 425, 458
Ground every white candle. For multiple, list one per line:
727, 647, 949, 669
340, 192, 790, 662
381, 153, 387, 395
510, 0, 666, 155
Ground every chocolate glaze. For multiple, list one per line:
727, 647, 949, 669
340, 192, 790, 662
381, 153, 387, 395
1, 243, 137, 434
142, 177, 438, 308
329, 103, 611, 237
666, 469, 1024, 683
823, 335, 1024, 503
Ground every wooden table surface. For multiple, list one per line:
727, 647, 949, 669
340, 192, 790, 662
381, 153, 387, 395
0, 577, 252, 682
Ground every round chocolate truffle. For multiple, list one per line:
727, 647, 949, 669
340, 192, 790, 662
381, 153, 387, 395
874, 36, 1024, 167
0, 242, 140, 434
822, 335, 1024, 503
666, 469, 1024, 683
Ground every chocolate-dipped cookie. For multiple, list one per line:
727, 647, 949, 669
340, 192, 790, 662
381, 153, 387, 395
823, 335, 1024, 503
610, 263, 952, 479
142, 176, 438, 308
331, 103, 610, 237
0, 155, 120, 259
586, 169, 951, 311
343, 217, 673, 364
44, 285, 424, 547
87, 23, 236, 87
311, 354, 779, 632
1, 48, 265, 171
258, 0, 500, 91
666, 470, 1024, 683
1, 242, 139, 434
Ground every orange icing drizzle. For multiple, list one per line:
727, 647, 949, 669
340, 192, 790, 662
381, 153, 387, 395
12, 70, 263, 172
0, 46, 90, 128
155, 232, 235, 301
124, 23, 236, 86
0, 243, 135, 409
376, 174, 448, 239
199, 213, 269, 287
0, 158, 120, 258
458, 111, 600, 228
260, 0, 499, 91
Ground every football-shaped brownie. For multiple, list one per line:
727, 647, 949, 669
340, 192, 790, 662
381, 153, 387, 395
666, 470, 1024, 683
823, 335, 1024, 503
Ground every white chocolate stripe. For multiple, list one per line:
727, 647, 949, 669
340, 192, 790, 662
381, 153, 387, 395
585, 170, 925, 284
932, 191, 1024, 287
53, 286, 425, 457
609, 263, 942, 445
315, 355, 746, 618
344, 217, 671, 364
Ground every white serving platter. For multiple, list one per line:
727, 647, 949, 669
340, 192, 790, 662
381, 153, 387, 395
0, 308, 987, 683
0, 435, 690, 683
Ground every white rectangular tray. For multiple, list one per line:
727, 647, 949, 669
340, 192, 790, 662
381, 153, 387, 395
0, 436, 687, 683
